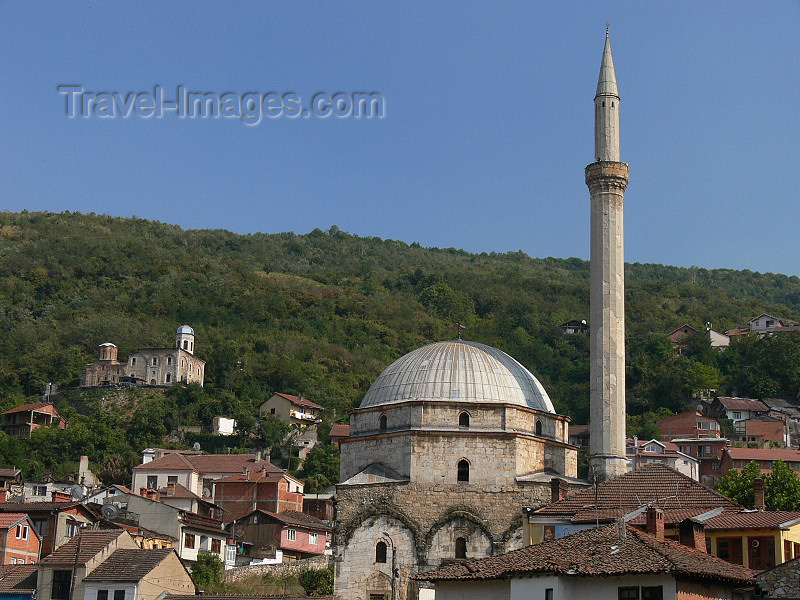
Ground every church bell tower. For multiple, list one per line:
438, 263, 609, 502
587, 27, 629, 481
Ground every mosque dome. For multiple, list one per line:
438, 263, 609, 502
176, 325, 195, 335
359, 340, 555, 413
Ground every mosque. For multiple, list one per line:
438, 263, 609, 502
333, 30, 628, 600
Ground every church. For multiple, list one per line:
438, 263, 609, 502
334, 29, 629, 600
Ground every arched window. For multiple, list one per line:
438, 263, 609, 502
457, 459, 470, 482
455, 537, 467, 559
131, 358, 136, 366
459, 412, 470, 428
150, 379, 156, 385
165, 373, 171, 383
167, 356, 173, 365
152, 357, 158, 366
379, 414, 387, 432
375, 541, 387, 563
535, 420, 543, 436
184, 340, 188, 350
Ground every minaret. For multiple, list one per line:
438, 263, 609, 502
586, 26, 628, 482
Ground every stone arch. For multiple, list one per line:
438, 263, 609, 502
458, 411, 470, 428
424, 512, 494, 567
457, 458, 470, 482
379, 413, 388, 432
535, 419, 543, 436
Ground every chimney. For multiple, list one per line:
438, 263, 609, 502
678, 519, 707, 552
255, 450, 262, 463
0, 489, 7, 502
754, 477, 765, 510
51, 490, 72, 503
140, 487, 149, 497
645, 507, 664, 542
550, 478, 569, 503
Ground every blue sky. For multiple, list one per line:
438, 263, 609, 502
1, 2, 798, 275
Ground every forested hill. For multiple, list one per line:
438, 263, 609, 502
2, 210, 800, 427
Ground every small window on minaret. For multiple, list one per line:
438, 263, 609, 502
611, 102, 615, 107
602, 101, 605, 107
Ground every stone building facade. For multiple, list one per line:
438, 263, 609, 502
333, 340, 581, 600
81, 325, 205, 387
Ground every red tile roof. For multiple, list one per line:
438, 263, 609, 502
134, 453, 282, 475
701, 510, 800, 530
420, 524, 754, 584
83, 548, 175, 581
0, 468, 21, 478
1, 402, 55, 415
0, 564, 38, 594
0, 501, 85, 513
40, 530, 125, 565
0, 513, 29, 530
273, 393, 324, 410
534, 463, 740, 522
159, 482, 202, 500
243, 510, 330, 531
724, 448, 800, 462
329, 424, 351, 437
215, 471, 288, 484
716, 397, 769, 411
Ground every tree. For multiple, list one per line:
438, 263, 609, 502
715, 460, 800, 510
191, 553, 224, 589
296, 444, 340, 491
297, 567, 334, 596
715, 461, 761, 508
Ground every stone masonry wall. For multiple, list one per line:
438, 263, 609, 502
224, 554, 332, 582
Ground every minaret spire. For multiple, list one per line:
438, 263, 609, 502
586, 28, 629, 482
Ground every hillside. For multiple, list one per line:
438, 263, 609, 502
1, 211, 800, 481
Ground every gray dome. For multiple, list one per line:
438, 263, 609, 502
176, 325, 195, 335
360, 340, 555, 413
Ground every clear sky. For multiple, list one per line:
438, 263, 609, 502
1, 2, 798, 275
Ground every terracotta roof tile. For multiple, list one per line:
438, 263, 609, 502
420, 524, 754, 585
534, 463, 741, 521
0, 513, 30, 530
243, 510, 330, 531
716, 397, 769, 411
274, 393, 324, 410
0, 501, 84, 512
1, 402, 53, 415
0, 564, 38, 594
329, 424, 350, 437
701, 511, 800, 530
0, 468, 21, 478
724, 448, 800, 462
135, 453, 282, 475
40, 530, 125, 564
83, 548, 175, 581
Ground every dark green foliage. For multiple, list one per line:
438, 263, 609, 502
191, 553, 224, 589
297, 567, 334, 596
296, 444, 340, 491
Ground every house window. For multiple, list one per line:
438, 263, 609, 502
733, 412, 741, 420
185, 533, 195, 549
167, 356, 173, 365
65, 521, 81, 537
152, 357, 158, 365
455, 537, 467, 559
618, 587, 639, 600
52, 570, 72, 600
147, 475, 158, 489
97, 591, 109, 600
717, 536, 743, 565
459, 412, 470, 428
270, 408, 276, 414
15, 524, 28, 539
545, 590, 553, 600
114, 591, 125, 600
457, 459, 470, 482
309, 532, 318, 545
211, 538, 221, 553
287, 529, 297, 541
379, 414, 387, 432
375, 541, 387, 563
168, 476, 178, 484
131, 358, 136, 365
642, 587, 663, 600
33, 485, 47, 496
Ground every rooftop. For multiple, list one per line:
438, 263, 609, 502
420, 524, 753, 585
701, 510, 800, 530
83, 548, 175, 581
134, 452, 282, 475
40, 530, 126, 565
716, 397, 769, 411
724, 447, 800, 461
273, 393, 324, 410
0, 564, 38, 594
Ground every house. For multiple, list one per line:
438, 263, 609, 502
0, 500, 96, 557
0, 515, 40, 565
671, 438, 728, 485
749, 314, 784, 335
131, 451, 280, 500
329, 424, 351, 447
85, 485, 134, 506
156, 483, 222, 519
708, 329, 731, 350
81, 325, 205, 387
719, 448, 800, 477
667, 324, 698, 343
657, 411, 721, 441
258, 393, 323, 427
420, 522, 754, 600
626, 439, 700, 481
37, 530, 138, 600
1, 403, 66, 438
560, 319, 588, 334
81, 548, 195, 600
567, 424, 590, 449
709, 398, 769, 423
732, 416, 787, 448
213, 469, 304, 522
100, 491, 227, 563
0, 472, 21, 495
230, 509, 330, 564
0, 564, 37, 600
303, 493, 335, 523
525, 463, 741, 545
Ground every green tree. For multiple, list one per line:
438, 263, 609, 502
765, 460, 800, 510
296, 444, 340, 491
191, 553, 224, 589
297, 567, 334, 596
715, 461, 761, 507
